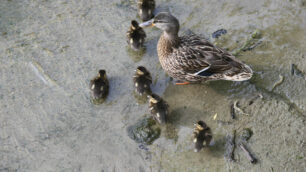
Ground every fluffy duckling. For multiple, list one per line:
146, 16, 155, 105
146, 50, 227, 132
137, 0, 155, 21
193, 121, 213, 152
126, 20, 146, 51
89, 70, 109, 99
133, 66, 152, 95
148, 93, 169, 124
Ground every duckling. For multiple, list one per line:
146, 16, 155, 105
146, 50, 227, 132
148, 93, 168, 124
139, 12, 253, 85
89, 70, 109, 99
126, 20, 146, 51
193, 121, 213, 152
137, 0, 155, 21
133, 66, 152, 95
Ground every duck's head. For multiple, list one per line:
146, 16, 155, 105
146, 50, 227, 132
140, 12, 179, 34
98, 70, 107, 79
194, 121, 207, 131
135, 66, 149, 76
138, 0, 155, 21
147, 93, 161, 104
131, 20, 139, 30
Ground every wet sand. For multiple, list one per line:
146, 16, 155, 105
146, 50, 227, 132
0, 0, 305, 171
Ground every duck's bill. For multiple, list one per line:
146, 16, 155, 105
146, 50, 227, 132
139, 19, 154, 28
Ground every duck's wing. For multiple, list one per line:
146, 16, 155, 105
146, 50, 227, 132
172, 34, 243, 77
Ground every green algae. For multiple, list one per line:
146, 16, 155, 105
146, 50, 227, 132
127, 116, 161, 145
233, 29, 263, 56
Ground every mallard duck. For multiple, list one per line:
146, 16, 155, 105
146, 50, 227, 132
126, 20, 146, 51
140, 12, 253, 85
148, 93, 168, 124
89, 70, 109, 99
137, 0, 155, 21
193, 121, 212, 152
133, 66, 152, 95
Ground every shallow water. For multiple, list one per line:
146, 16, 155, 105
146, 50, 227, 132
0, 0, 305, 171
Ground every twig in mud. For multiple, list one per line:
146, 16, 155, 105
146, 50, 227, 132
230, 103, 236, 119
216, 120, 232, 125
233, 101, 249, 116
245, 40, 262, 51
239, 143, 257, 164
291, 64, 306, 78
225, 130, 236, 162
271, 75, 284, 91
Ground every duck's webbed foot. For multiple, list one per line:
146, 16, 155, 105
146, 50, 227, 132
175, 81, 190, 85
169, 78, 191, 85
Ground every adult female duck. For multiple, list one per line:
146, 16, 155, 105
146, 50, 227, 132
140, 12, 253, 85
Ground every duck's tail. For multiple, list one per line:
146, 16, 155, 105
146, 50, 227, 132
224, 64, 253, 81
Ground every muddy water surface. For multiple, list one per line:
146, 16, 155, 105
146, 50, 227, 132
0, 0, 305, 171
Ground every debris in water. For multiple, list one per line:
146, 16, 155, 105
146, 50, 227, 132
224, 130, 236, 162
29, 61, 58, 87
233, 101, 249, 116
271, 75, 284, 91
212, 29, 227, 39
291, 64, 305, 78
248, 93, 263, 105
138, 144, 149, 151
233, 29, 262, 56
239, 143, 257, 164
213, 113, 218, 120
239, 128, 253, 142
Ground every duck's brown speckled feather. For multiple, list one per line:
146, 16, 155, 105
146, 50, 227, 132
158, 33, 252, 82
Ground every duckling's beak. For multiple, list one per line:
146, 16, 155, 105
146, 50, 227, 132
136, 69, 144, 75
139, 19, 154, 28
